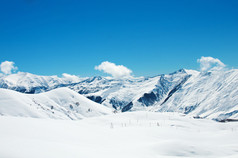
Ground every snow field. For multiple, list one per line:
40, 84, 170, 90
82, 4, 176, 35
0, 111, 238, 158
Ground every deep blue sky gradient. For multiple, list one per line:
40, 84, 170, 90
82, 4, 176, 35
0, 0, 238, 77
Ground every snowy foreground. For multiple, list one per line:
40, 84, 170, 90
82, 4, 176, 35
0, 112, 238, 158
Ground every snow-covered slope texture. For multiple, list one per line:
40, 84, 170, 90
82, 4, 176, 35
0, 72, 82, 94
66, 69, 190, 111
156, 69, 238, 120
0, 88, 111, 119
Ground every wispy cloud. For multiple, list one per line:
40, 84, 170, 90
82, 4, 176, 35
197, 56, 226, 71
0, 61, 18, 74
95, 61, 132, 78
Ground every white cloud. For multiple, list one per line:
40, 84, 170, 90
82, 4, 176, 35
197, 56, 226, 71
0, 61, 18, 74
95, 61, 132, 78
62, 73, 80, 82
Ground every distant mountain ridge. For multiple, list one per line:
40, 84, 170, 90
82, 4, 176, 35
0, 72, 82, 93
1, 69, 238, 120
0, 69, 191, 110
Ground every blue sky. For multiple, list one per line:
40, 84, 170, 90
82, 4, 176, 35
0, 0, 238, 77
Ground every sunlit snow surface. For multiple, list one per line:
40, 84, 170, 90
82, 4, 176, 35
0, 112, 238, 158
0, 87, 111, 119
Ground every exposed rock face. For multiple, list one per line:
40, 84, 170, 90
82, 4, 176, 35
87, 96, 105, 104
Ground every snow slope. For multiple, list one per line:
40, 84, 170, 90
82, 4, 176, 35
0, 88, 111, 119
0, 111, 238, 158
157, 69, 238, 120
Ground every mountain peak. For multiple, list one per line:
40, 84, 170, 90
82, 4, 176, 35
169, 69, 187, 75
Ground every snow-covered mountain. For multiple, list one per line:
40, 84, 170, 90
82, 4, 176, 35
47, 69, 191, 112
0, 87, 112, 119
1, 69, 238, 120
155, 69, 238, 121
0, 69, 191, 111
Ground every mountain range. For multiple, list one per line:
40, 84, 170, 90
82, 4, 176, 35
1, 69, 238, 121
